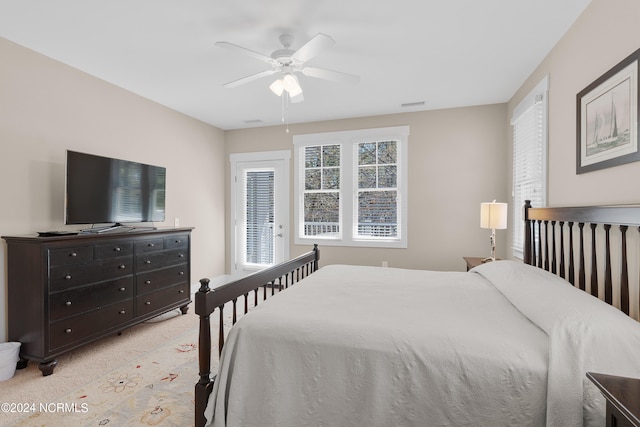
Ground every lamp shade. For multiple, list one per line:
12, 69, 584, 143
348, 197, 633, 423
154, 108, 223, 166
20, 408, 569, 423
480, 201, 508, 230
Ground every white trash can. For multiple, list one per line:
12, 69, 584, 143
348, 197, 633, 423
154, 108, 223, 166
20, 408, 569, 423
0, 342, 21, 381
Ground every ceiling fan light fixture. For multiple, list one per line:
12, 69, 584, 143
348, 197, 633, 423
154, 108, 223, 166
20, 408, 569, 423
290, 92, 304, 104
269, 78, 285, 96
282, 73, 302, 97
287, 84, 302, 97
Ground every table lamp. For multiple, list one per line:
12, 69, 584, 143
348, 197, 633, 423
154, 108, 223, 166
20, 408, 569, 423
480, 200, 507, 262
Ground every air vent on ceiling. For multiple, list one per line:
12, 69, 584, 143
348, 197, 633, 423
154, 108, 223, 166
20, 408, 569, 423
401, 101, 425, 108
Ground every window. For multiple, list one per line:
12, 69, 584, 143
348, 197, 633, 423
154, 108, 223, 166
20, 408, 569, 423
356, 140, 399, 239
511, 76, 548, 258
302, 144, 341, 238
294, 126, 409, 248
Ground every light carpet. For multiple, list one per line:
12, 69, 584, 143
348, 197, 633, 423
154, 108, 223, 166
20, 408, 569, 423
0, 305, 230, 427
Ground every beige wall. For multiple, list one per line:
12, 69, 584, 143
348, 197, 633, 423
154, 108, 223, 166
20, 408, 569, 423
225, 104, 509, 273
508, 0, 640, 206
507, 0, 640, 318
0, 38, 227, 342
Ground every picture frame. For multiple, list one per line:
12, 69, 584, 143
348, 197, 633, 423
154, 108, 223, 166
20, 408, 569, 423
576, 47, 640, 174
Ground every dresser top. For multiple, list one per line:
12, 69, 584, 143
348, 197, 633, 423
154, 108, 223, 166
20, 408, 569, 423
2, 227, 194, 244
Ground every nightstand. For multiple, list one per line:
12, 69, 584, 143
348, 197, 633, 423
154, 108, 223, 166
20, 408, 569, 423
587, 372, 640, 426
463, 256, 499, 271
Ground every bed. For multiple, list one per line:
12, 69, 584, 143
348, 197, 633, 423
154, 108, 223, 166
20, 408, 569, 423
194, 202, 640, 427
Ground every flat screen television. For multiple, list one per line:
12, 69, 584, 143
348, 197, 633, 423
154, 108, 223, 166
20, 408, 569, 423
65, 150, 166, 228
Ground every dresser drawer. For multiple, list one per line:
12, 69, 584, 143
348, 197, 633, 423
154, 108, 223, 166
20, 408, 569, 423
96, 242, 133, 259
135, 238, 164, 254
136, 249, 189, 273
50, 277, 134, 321
50, 257, 133, 292
164, 235, 189, 250
136, 283, 190, 317
137, 264, 188, 295
49, 298, 134, 351
49, 246, 94, 267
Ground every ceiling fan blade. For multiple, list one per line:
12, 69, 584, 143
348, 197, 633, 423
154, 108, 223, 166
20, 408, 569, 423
215, 41, 273, 63
291, 33, 335, 63
222, 69, 277, 88
302, 67, 360, 85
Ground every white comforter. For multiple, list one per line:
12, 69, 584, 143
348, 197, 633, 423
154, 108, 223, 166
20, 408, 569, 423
478, 261, 640, 426
205, 261, 640, 427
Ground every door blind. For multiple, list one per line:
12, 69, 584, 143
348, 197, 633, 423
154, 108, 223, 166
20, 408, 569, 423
243, 170, 275, 265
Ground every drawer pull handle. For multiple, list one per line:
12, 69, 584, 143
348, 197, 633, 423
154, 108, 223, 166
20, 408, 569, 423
145, 260, 151, 264
65, 328, 72, 334
179, 289, 184, 294
64, 275, 72, 280
65, 301, 72, 306
70, 252, 77, 257
119, 265, 126, 269
179, 271, 184, 275
119, 310, 126, 314
175, 240, 181, 244
119, 287, 126, 291
145, 301, 151, 305
145, 280, 151, 285
178, 254, 184, 258
114, 247, 121, 252
148, 243, 154, 247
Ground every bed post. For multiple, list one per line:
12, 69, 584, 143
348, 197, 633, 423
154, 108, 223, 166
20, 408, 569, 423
195, 278, 214, 427
523, 200, 532, 265
313, 243, 320, 272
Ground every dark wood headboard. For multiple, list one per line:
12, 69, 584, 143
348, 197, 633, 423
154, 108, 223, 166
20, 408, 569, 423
523, 200, 640, 318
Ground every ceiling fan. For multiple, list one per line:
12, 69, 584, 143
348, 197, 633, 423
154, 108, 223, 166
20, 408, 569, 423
216, 33, 360, 103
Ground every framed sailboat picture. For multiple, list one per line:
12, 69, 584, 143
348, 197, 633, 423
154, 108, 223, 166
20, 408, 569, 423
577, 47, 640, 174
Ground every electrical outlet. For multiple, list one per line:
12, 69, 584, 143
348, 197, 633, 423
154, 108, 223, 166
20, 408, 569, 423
381, 261, 388, 268
174, 217, 180, 228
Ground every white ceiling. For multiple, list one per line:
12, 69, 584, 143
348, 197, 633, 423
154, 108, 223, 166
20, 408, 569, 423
0, 0, 591, 130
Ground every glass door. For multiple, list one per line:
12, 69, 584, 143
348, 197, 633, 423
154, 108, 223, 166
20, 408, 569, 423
231, 152, 290, 276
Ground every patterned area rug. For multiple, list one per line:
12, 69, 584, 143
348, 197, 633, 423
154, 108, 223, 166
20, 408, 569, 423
15, 327, 201, 427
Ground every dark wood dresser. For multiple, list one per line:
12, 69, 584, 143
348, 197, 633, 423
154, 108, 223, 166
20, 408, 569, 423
2, 227, 193, 375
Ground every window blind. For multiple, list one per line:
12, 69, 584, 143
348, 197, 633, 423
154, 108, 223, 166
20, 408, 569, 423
243, 170, 275, 265
511, 76, 548, 258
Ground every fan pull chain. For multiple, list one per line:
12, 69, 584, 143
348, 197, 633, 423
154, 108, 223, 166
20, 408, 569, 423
281, 91, 290, 133
281, 90, 285, 124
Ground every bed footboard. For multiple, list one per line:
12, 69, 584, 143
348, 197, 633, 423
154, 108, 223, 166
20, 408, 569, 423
194, 245, 320, 427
